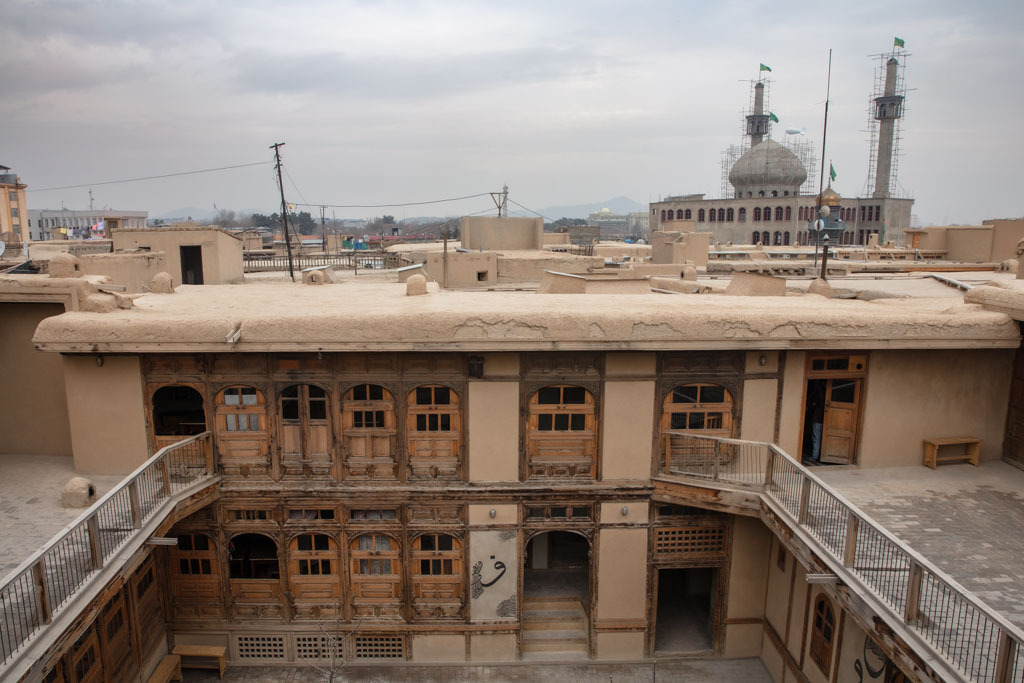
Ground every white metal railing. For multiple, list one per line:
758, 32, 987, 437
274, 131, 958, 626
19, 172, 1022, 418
662, 431, 1024, 683
0, 432, 216, 669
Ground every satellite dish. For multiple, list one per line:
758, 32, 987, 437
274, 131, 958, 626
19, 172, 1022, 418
785, 127, 805, 136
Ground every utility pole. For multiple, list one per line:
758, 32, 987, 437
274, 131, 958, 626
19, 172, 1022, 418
88, 189, 94, 211
320, 205, 327, 254
270, 142, 296, 281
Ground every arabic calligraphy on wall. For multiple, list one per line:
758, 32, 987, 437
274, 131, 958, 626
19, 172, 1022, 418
469, 529, 518, 621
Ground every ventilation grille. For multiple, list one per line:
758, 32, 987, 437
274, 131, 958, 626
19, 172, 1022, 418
353, 635, 404, 659
295, 634, 343, 661
236, 635, 286, 660
655, 525, 727, 557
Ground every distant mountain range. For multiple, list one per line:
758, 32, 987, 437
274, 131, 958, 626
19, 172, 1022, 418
534, 196, 645, 220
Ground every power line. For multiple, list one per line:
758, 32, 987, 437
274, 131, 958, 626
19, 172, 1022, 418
507, 198, 554, 223
289, 192, 492, 210
26, 160, 273, 192
282, 166, 310, 207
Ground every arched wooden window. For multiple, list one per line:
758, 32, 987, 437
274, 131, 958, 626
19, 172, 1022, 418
684, 209, 692, 219
718, 208, 725, 222
350, 533, 401, 618
697, 209, 705, 222
660, 209, 666, 221
783, 231, 791, 246
785, 206, 792, 221
660, 384, 734, 472
407, 385, 461, 480
753, 207, 761, 221
411, 533, 463, 619
762, 231, 770, 244
170, 533, 220, 604
667, 209, 674, 220
775, 206, 784, 221
526, 385, 597, 479
773, 231, 782, 246
215, 386, 268, 467
279, 384, 330, 465
342, 384, 397, 480
810, 594, 836, 673
289, 533, 340, 601
763, 206, 772, 222
708, 208, 716, 222
738, 207, 746, 222
151, 385, 205, 450
726, 208, 734, 221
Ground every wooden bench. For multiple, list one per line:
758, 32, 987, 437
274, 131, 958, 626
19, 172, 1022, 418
172, 644, 227, 679
146, 655, 182, 683
923, 437, 981, 469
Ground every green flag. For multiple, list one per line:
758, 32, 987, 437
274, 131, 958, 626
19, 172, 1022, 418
760, 63, 772, 72
829, 163, 837, 182
894, 37, 905, 48
768, 112, 779, 123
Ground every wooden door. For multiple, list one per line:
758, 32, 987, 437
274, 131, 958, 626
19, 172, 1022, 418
342, 384, 397, 480
280, 385, 332, 468
821, 378, 860, 464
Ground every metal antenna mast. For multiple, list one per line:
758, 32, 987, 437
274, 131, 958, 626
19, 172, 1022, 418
269, 142, 296, 281
490, 185, 508, 216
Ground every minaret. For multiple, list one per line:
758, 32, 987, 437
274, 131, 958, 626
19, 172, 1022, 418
872, 57, 904, 198
746, 82, 770, 147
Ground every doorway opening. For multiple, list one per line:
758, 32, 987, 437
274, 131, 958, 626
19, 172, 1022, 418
522, 531, 591, 659
655, 567, 716, 654
180, 245, 204, 284
801, 355, 866, 466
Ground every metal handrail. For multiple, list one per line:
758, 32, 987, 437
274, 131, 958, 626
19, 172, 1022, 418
662, 432, 1024, 683
0, 432, 216, 668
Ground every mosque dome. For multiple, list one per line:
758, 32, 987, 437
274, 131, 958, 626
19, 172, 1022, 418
819, 186, 841, 207
728, 139, 807, 196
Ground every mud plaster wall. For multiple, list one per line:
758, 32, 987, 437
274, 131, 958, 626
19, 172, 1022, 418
762, 534, 791, 659
601, 381, 655, 481
468, 529, 518, 622
461, 216, 543, 251
63, 354, 149, 474
858, 349, 1014, 467
0, 303, 72, 456
724, 517, 770, 657
468, 381, 519, 481
595, 527, 648, 621
802, 587, 835, 683
740, 378, 778, 442
78, 252, 167, 293
425, 251, 498, 287
777, 351, 807, 457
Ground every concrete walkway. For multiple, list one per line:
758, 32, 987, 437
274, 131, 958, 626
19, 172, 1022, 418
182, 658, 772, 682
819, 460, 1024, 629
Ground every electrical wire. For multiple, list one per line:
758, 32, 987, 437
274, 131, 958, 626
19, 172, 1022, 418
26, 161, 273, 192
507, 198, 554, 223
289, 192, 493, 210
282, 166, 310, 207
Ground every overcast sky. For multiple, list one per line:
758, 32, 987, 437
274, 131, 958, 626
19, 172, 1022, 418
3, 0, 1021, 225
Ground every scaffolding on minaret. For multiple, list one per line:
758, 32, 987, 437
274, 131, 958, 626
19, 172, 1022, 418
861, 49, 910, 198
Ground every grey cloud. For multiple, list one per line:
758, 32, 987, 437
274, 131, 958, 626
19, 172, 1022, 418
229, 47, 602, 100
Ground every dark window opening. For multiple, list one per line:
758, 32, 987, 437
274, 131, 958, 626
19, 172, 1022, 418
152, 385, 206, 436
229, 533, 279, 579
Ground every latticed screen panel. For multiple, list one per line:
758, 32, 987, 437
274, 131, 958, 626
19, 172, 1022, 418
295, 634, 343, 661
353, 635, 405, 659
655, 526, 727, 557
236, 635, 286, 660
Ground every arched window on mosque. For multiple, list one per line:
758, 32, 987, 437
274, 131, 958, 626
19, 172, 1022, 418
785, 206, 792, 221
660, 210, 666, 221
698, 209, 705, 222
753, 207, 761, 221
775, 207, 784, 221
738, 207, 746, 222
708, 209, 716, 222
752, 231, 760, 244
684, 209, 692, 219
762, 207, 771, 222
761, 231, 769, 244
783, 232, 790, 246
667, 209, 674, 220
726, 208, 734, 222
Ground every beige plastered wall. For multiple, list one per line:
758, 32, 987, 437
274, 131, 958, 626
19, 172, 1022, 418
410, 634, 466, 662
0, 303, 73, 456
601, 380, 655, 481
112, 229, 242, 286
724, 516, 770, 657
495, 254, 603, 283
987, 218, 1024, 262
777, 351, 806, 458
78, 251, 167, 293
469, 633, 516, 661
594, 527, 648, 660
461, 216, 543, 251
741, 378, 778, 442
468, 380, 519, 481
801, 586, 836, 683
858, 349, 1014, 467
760, 532, 811, 682
945, 227, 993, 263
425, 251, 498, 287
63, 354, 149, 474
216, 231, 244, 283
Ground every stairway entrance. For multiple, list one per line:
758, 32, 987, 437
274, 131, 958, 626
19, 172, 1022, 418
522, 531, 590, 659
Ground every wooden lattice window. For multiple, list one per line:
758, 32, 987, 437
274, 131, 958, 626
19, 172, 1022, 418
810, 594, 836, 673
411, 533, 463, 619
295, 634, 342, 661
662, 384, 733, 436
353, 635, 404, 659
350, 533, 401, 618
217, 387, 264, 432
71, 625, 102, 683
654, 526, 727, 557
406, 385, 462, 480
526, 385, 597, 479
236, 635, 286, 660
288, 508, 336, 521
289, 533, 340, 601
279, 384, 331, 465
342, 384, 397, 480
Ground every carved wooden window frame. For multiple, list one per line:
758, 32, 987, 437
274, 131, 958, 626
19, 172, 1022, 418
148, 383, 207, 453
171, 533, 216, 577
810, 593, 836, 674
278, 383, 331, 465
71, 624, 102, 683
216, 385, 266, 433
289, 533, 341, 602
406, 385, 462, 481
349, 533, 402, 606
525, 384, 597, 480
100, 588, 133, 677
660, 384, 734, 437
410, 533, 463, 619
341, 383, 398, 481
